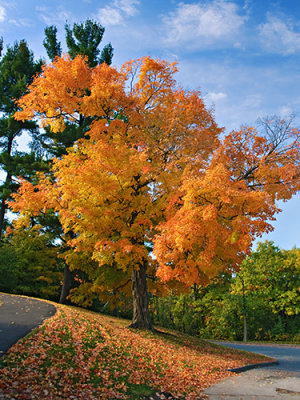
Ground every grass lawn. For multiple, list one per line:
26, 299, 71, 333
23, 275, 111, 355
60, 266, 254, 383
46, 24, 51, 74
0, 302, 272, 400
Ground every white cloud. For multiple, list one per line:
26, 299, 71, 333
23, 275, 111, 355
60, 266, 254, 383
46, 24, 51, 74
161, 0, 247, 48
97, 0, 140, 26
0, 4, 32, 29
36, 6, 73, 26
0, 6, 6, 22
117, 0, 139, 16
8, 18, 32, 28
259, 15, 300, 55
206, 91, 227, 103
98, 7, 123, 26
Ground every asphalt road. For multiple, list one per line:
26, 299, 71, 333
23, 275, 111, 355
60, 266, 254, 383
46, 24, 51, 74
0, 293, 56, 357
217, 341, 300, 372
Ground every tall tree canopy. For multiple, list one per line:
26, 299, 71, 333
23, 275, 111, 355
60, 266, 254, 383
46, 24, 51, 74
12, 55, 300, 329
0, 40, 45, 238
43, 19, 113, 67
43, 26, 62, 61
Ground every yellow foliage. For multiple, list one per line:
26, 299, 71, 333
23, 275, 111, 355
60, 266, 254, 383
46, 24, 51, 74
10, 55, 300, 291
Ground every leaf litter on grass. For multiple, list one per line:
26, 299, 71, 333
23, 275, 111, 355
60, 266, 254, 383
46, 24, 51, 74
0, 304, 270, 400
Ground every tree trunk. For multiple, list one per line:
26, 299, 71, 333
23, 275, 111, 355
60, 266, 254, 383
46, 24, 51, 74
243, 314, 248, 342
0, 198, 6, 240
242, 278, 248, 342
193, 283, 199, 301
130, 263, 153, 330
59, 264, 72, 304
0, 170, 12, 240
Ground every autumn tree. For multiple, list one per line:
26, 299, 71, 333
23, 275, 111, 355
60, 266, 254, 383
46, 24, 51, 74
34, 20, 114, 304
154, 117, 300, 285
12, 55, 300, 329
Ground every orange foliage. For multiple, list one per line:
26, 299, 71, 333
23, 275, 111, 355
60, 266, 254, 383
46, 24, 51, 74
12, 55, 300, 292
155, 126, 299, 285
16, 54, 91, 132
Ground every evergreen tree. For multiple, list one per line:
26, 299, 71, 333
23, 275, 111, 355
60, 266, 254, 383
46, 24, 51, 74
0, 40, 45, 238
43, 26, 62, 61
44, 19, 113, 68
65, 19, 113, 67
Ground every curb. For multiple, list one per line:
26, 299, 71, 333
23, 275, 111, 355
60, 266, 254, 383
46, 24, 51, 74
228, 360, 279, 373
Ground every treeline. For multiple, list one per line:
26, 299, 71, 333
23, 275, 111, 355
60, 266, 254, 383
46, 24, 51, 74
1, 229, 299, 342
151, 241, 300, 342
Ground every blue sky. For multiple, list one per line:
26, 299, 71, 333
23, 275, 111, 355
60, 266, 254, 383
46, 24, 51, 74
0, 0, 299, 249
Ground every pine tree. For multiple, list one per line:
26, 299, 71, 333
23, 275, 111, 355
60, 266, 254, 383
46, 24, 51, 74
65, 19, 113, 68
0, 40, 45, 238
43, 26, 62, 61
43, 19, 113, 68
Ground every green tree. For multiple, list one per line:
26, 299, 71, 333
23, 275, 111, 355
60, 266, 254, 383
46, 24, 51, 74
152, 264, 299, 341
232, 241, 300, 317
152, 274, 233, 336
0, 40, 45, 238
65, 19, 113, 67
0, 223, 62, 299
43, 26, 62, 61
43, 19, 113, 67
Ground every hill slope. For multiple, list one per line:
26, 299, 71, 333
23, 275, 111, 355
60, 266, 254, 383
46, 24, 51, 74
0, 302, 271, 399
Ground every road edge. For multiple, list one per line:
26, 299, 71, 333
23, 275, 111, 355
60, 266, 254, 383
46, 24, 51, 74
228, 360, 279, 373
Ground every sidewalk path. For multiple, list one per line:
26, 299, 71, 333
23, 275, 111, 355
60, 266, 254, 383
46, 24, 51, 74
0, 293, 56, 357
204, 342, 300, 399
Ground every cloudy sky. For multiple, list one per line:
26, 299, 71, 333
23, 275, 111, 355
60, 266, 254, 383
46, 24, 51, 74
0, 0, 299, 249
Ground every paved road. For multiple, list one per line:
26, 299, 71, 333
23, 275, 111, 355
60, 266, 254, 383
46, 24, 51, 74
218, 341, 300, 372
0, 293, 56, 357
204, 341, 300, 399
